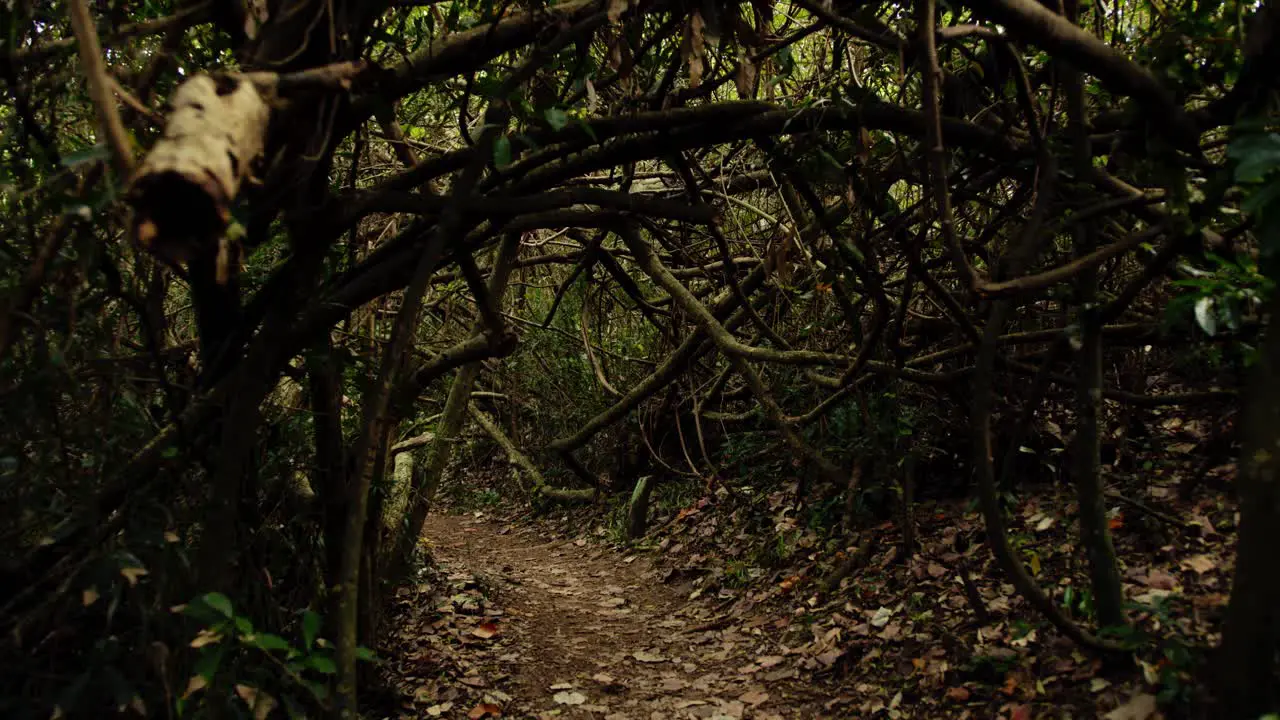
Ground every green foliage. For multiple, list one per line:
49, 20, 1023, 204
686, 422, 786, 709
1167, 252, 1272, 342
721, 560, 751, 587
177, 593, 376, 718
492, 135, 513, 169
1061, 584, 1096, 622
1229, 130, 1280, 276
965, 651, 1019, 678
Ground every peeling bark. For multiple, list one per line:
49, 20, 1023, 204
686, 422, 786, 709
128, 72, 271, 272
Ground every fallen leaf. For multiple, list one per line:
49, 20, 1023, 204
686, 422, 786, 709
660, 678, 687, 692
633, 650, 666, 663
468, 703, 502, 719
1188, 513, 1218, 536
472, 622, 501, 639
553, 691, 587, 705
1143, 568, 1178, 590
1104, 693, 1158, 720
426, 702, 454, 716
945, 687, 970, 702
739, 689, 769, 706
757, 655, 785, 668
1181, 555, 1215, 574
870, 606, 894, 628
82, 586, 99, 607
763, 667, 798, 681
815, 648, 844, 667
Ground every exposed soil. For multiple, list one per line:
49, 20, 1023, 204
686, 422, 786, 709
379, 398, 1244, 720
377, 512, 827, 719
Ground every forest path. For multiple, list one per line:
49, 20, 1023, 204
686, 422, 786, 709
412, 513, 826, 720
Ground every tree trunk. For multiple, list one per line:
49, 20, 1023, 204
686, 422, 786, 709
308, 348, 348, 587
899, 451, 917, 561
1216, 292, 1280, 718
468, 403, 593, 503
390, 234, 523, 580
1065, 0, 1125, 629
332, 203, 456, 718
382, 448, 417, 547
627, 475, 655, 541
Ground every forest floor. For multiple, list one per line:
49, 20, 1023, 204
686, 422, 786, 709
375, 423, 1238, 720
375, 513, 829, 719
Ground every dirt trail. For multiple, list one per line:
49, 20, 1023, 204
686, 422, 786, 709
412, 513, 827, 720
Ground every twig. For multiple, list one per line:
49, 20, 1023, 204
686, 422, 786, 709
1105, 490, 1190, 529
106, 74, 164, 125
917, 0, 981, 294
978, 224, 1167, 298
68, 0, 135, 179
958, 563, 991, 626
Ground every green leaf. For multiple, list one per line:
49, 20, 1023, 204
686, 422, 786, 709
60, 144, 109, 168
355, 646, 377, 662
1242, 178, 1280, 217
1228, 133, 1280, 183
306, 655, 337, 675
493, 136, 512, 169
302, 610, 321, 651
248, 633, 290, 652
194, 646, 225, 682
304, 679, 329, 702
544, 107, 569, 131
202, 592, 234, 618
1194, 296, 1217, 336
574, 116, 598, 142
473, 74, 503, 99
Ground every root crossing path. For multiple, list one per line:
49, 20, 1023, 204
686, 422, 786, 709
404, 513, 829, 720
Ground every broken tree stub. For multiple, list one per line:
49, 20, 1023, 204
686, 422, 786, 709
128, 72, 272, 273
